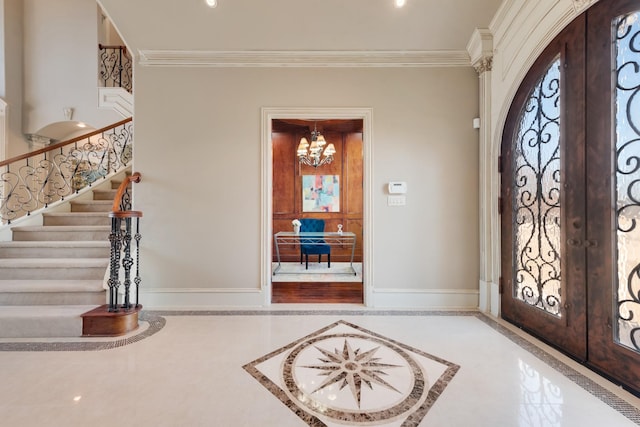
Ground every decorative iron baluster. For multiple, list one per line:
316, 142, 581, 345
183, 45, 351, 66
0, 118, 133, 224
513, 57, 562, 317
614, 11, 640, 353
121, 217, 133, 309
98, 44, 133, 93
108, 172, 142, 311
108, 216, 122, 312
134, 218, 142, 308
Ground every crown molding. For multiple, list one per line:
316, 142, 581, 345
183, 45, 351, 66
137, 49, 471, 68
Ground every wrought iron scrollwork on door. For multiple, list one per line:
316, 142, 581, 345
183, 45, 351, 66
614, 11, 640, 353
512, 58, 563, 317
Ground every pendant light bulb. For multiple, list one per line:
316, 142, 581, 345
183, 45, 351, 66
205, 0, 217, 8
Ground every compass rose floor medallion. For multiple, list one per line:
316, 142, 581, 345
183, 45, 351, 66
243, 320, 460, 426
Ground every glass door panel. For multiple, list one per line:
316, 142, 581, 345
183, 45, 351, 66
513, 58, 562, 317
614, 10, 640, 354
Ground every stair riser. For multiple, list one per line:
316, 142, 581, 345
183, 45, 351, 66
92, 191, 118, 201
43, 215, 110, 226
0, 247, 109, 258
0, 267, 106, 280
0, 292, 106, 306
0, 317, 83, 338
70, 203, 112, 213
12, 230, 110, 241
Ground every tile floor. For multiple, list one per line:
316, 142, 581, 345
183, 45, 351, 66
0, 310, 639, 426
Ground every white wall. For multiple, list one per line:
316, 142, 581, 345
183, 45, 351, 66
22, 0, 121, 139
133, 66, 479, 308
97, 4, 124, 47
1, 0, 23, 159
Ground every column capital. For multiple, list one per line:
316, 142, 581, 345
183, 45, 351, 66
25, 133, 52, 150
474, 57, 493, 74
467, 28, 493, 74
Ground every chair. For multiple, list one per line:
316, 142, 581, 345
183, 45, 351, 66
299, 218, 331, 270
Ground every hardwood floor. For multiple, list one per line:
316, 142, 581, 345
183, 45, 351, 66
271, 281, 363, 304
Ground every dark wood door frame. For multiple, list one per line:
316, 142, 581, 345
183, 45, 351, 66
501, 0, 640, 396
500, 15, 587, 361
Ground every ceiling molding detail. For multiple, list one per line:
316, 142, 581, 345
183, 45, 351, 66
137, 50, 471, 68
571, 0, 599, 13
467, 28, 493, 73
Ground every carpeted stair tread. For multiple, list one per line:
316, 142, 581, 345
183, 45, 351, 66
11, 225, 111, 232
0, 258, 109, 268
0, 280, 104, 293
43, 212, 109, 217
43, 212, 110, 226
0, 241, 110, 259
11, 226, 111, 242
0, 240, 110, 248
72, 200, 113, 205
70, 200, 113, 212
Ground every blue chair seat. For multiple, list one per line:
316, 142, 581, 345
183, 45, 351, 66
299, 219, 331, 269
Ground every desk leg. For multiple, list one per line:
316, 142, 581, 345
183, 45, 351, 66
350, 238, 357, 276
273, 236, 282, 275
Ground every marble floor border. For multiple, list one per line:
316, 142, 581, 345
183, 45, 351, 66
0, 312, 166, 352
0, 309, 638, 424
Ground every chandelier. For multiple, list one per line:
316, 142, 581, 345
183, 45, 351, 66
296, 123, 336, 167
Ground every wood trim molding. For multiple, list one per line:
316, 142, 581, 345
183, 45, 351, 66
98, 87, 134, 118
138, 50, 471, 68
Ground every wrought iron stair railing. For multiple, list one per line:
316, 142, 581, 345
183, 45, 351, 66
98, 44, 133, 93
0, 117, 133, 225
108, 172, 142, 312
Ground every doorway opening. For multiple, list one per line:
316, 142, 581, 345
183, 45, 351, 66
261, 108, 373, 305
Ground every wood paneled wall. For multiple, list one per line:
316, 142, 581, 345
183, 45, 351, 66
272, 126, 363, 262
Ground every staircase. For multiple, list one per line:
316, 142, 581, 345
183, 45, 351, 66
0, 179, 121, 338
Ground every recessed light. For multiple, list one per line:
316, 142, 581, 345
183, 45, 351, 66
205, 0, 217, 8
394, 0, 406, 7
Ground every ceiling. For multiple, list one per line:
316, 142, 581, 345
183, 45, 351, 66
99, 0, 504, 53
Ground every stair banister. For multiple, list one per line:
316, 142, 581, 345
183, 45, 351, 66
98, 44, 133, 93
0, 117, 133, 225
108, 172, 142, 312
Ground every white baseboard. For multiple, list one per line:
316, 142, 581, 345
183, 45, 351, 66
141, 287, 481, 310
140, 287, 264, 310
371, 288, 479, 310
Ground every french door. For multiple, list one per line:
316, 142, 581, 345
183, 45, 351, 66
501, 0, 640, 394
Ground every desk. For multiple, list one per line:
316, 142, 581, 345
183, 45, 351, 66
273, 231, 357, 275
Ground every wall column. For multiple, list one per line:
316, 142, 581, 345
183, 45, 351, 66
468, 29, 499, 316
